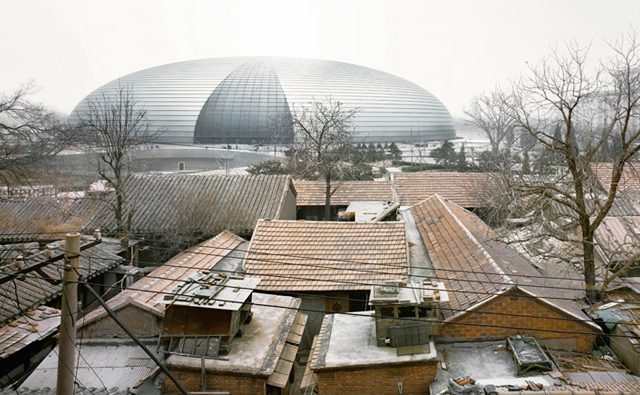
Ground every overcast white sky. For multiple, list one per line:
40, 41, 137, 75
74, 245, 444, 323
2, 0, 639, 117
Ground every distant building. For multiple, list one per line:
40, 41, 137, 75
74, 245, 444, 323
70, 57, 455, 144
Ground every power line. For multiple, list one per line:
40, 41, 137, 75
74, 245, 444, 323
73, 277, 632, 340
74, 267, 634, 329
74, 249, 604, 300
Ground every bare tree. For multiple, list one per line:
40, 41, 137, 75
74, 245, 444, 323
76, 85, 160, 237
502, 33, 640, 302
465, 88, 514, 157
286, 99, 359, 220
0, 83, 70, 187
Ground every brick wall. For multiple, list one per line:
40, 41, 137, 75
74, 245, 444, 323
163, 370, 267, 394
438, 289, 598, 353
80, 305, 163, 338
316, 361, 437, 395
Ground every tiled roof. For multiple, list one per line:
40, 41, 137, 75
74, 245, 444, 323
244, 220, 409, 291
0, 197, 91, 242
0, 306, 59, 360
410, 195, 598, 328
393, 171, 496, 207
563, 371, 640, 393
74, 174, 294, 236
591, 162, 640, 193
594, 215, 640, 262
0, 240, 123, 325
410, 195, 510, 317
294, 180, 393, 206
79, 231, 246, 326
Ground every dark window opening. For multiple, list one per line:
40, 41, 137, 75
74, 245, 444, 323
399, 306, 416, 318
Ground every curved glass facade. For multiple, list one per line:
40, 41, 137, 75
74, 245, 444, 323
71, 57, 456, 144
194, 60, 293, 144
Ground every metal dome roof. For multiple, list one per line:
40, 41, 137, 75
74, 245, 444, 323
71, 57, 455, 144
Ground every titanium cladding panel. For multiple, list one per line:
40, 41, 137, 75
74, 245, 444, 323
70, 57, 455, 144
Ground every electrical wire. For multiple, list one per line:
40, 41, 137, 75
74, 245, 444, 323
71, 277, 635, 340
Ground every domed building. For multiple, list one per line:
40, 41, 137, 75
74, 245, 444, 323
71, 57, 455, 144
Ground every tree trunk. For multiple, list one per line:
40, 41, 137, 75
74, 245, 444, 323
324, 174, 331, 221
582, 229, 599, 302
113, 161, 125, 237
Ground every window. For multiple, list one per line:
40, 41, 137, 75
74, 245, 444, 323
417, 307, 432, 318
398, 306, 416, 318
380, 307, 395, 318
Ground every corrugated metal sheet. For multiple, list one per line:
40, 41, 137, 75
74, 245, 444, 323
20, 341, 160, 390
73, 173, 292, 237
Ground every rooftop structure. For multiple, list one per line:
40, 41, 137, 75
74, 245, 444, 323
408, 195, 601, 352
293, 172, 497, 214
164, 292, 306, 394
311, 312, 437, 369
70, 57, 456, 144
0, 306, 59, 387
303, 311, 438, 394
79, 231, 247, 338
589, 287, 640, 376
162, 272, 261, 354
338, 201, 399, 222
244, 220, 409, 292
430, 340, 640, 395
370, 280, 448, 347
294, 180, 394, 207
74, 173, 296, 237
0, 238, 123, 325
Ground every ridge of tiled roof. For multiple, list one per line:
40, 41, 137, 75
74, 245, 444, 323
244, 220, 409, 292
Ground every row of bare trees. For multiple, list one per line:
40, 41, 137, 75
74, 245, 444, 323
469, 32, 640, 302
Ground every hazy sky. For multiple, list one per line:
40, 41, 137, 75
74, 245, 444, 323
2, 0, 640, 117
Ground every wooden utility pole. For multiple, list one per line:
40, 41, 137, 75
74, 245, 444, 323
57, 232, 80, 395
